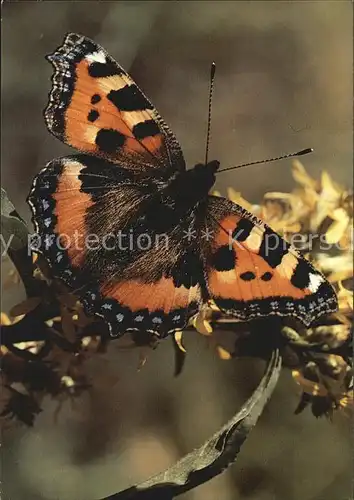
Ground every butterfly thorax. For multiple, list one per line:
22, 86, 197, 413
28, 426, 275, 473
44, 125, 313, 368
169, 160, 219, 200
143, 160, 219, 232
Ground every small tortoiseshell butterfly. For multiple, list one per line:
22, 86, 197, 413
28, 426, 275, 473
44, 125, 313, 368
27, 33, 337, 338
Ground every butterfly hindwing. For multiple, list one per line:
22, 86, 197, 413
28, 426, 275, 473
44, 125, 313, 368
90, 221, 204, 337
91, 275, 201, 338
28, 154, 153, 286
203, 196, 337, 326
28, 155, 203, 337
45, 33, 185, 175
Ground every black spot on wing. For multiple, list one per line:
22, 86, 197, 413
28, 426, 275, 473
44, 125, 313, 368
95, 129, 125, 153
240, 271, 256, 281
88, 60, 124, 78
133, 120, 160, 139
211, 246, 236, 271
107, 85, 153, 112
232, 218, 254, 242
170, 249, 204, 288
91, 94, 101, 104
259, 228, 290, 268
291, 259, 311, 289
261, 272, 273, 281
88, 110, 99, 122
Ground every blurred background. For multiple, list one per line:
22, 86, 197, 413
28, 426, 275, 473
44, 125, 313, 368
2, 1, 352, 499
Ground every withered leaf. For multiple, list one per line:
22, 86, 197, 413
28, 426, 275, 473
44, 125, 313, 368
9, 296, 41, 317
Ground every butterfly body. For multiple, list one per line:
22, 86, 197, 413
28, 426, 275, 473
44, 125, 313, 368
27, 33, 337, 338
142, 160, 219, 233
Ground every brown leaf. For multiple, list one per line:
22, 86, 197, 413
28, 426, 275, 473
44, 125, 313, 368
9, 296, 41, 317
3, 269, 21, 289
174, 331, 186, 353
60, 306, 76, 342
292, 369, 328, 397
57, 293, 79, 309
0, 313, 11, 325
216, 345, 232, 360
13, 341, 45, 355
193, 314, 213, 336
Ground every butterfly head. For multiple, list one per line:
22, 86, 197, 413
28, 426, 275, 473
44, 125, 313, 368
190, 160, 220, 191
165, 160, 220, 213
203, 160, 220, 173
193, 160, 220, 174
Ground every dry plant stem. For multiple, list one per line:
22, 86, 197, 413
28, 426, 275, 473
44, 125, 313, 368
101, 350, 282, 500
1, 310, 77, 354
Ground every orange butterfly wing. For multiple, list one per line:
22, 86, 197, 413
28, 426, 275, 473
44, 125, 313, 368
45, 33, 185, 174
204, 197, 337, 326
28, 154, 203, 338
97, 277, 202, 338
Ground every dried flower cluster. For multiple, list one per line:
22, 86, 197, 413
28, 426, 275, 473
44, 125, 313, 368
197, 161, 353, 417
1, 161, 352, 426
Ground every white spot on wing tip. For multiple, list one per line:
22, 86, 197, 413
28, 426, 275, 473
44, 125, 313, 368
86, 51, 106, 64
308, 273, 324, 293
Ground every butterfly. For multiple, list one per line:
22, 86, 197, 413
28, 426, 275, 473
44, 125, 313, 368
27, 33, 337, 339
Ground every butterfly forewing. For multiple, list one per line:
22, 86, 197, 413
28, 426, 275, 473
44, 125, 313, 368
45, 33, 185, 175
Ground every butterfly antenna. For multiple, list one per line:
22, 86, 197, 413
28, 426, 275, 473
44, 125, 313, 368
217, 148, 313, 174
205, 62, 216, 165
